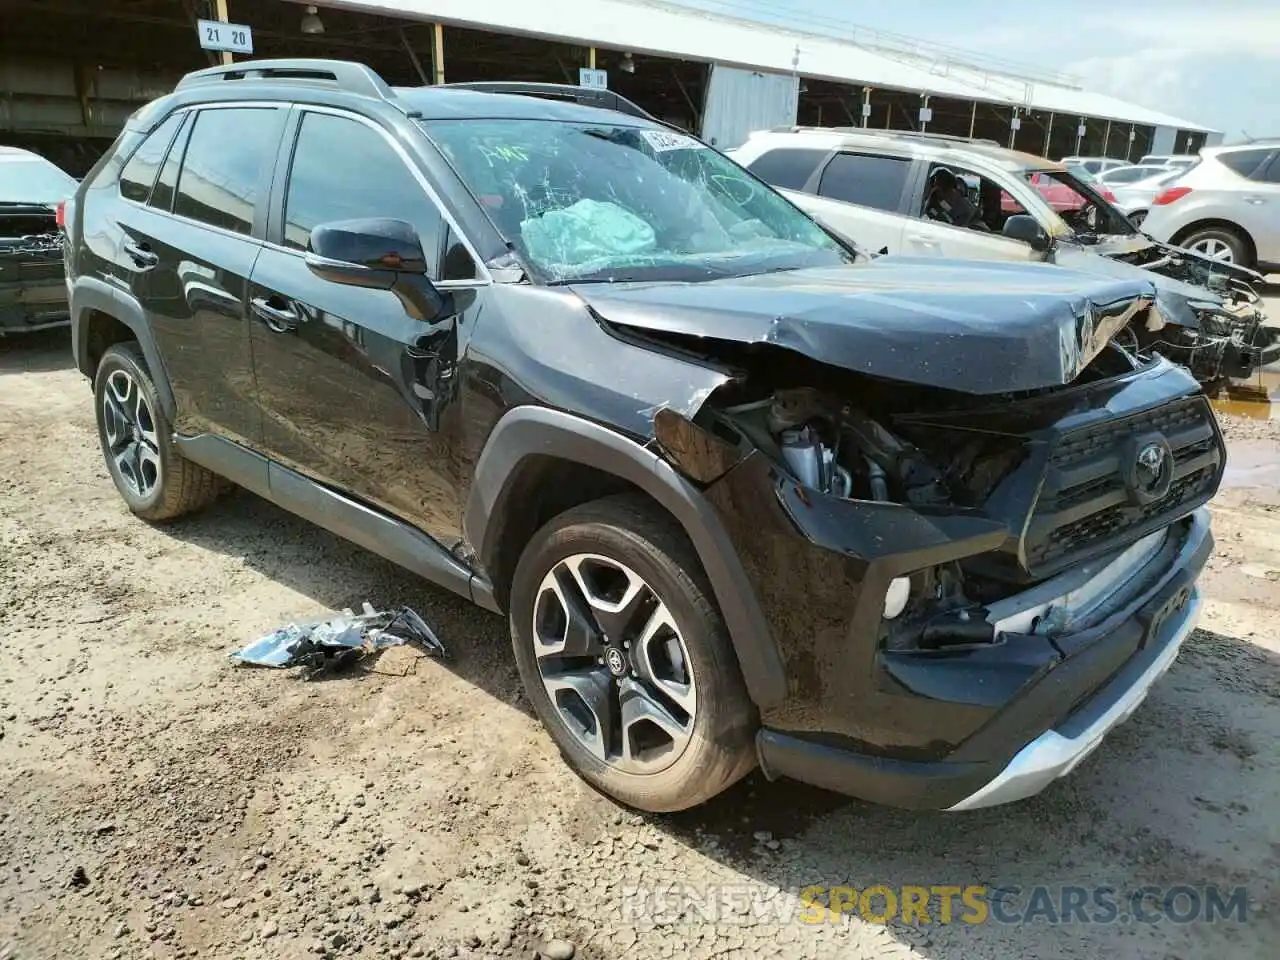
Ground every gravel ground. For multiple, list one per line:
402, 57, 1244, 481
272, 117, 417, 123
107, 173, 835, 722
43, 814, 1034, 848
1, 330, 1278, 960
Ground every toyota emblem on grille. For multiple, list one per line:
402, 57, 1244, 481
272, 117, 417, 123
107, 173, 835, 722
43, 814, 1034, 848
1124, 433, 1174, 505
1136, 442, 1168, 490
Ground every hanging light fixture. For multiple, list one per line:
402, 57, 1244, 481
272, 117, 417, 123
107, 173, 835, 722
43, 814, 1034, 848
301, 5, 325, 35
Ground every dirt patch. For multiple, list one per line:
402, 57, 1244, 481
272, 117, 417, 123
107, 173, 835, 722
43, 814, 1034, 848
2, 332, 1277, 960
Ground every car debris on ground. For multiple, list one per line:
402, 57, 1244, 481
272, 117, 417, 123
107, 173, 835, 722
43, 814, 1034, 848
231, 603, 445, 679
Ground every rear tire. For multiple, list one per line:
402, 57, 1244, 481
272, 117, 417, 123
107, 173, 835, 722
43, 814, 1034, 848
1180, 225, 1249, 267
509, 494, 757, 812
93, 342, 221, 521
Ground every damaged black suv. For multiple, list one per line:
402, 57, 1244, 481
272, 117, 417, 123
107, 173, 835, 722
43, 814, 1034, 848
64, 60, 1222, 813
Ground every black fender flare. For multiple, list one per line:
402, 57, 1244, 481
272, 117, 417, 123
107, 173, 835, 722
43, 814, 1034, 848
464, 405, 788, 709
70, 276, 176, 420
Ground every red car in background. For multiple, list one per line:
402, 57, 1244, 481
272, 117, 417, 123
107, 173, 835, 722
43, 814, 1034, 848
1002, 171, 1116, 214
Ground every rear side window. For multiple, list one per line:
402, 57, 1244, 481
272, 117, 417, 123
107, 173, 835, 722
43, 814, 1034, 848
149, 114, 192, 213
118, 114, 184, 203
1258, 154, 1280, 184
1218, 148, 1271, 179
174, 108, 281, 235
745, 148, 828, 191
282, 111, 449, 276
817, 153, 912, 212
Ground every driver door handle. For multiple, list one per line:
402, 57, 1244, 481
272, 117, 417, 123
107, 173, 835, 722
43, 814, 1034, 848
251, 296, 299, 333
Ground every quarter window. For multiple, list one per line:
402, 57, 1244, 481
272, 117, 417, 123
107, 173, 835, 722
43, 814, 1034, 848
173, 107, 281, 235
746, 148, 829, 191
283, 112, 452, 277
1218, 148, 1271, 179
149, 114, 192, 212
1254, 152, 1280, 184
119, 114, 184, 203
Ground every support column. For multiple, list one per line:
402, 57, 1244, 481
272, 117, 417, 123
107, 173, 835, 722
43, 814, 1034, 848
1103, 118, 1112, 156
432, 22, 445, 85
1126, 123, 1136, 160
1008, 108, 1019, 149
968, 100, 976, 138
588, 47, 596, 70
1043, 111, 1054, 157
213, 0, 232, 66
861, 86, 871, 129
919, 94, 930, 133
1076, 117, 1085, 154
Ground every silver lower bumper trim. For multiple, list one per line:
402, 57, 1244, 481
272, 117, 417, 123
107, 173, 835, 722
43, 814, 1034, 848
946, 589, 1202, 812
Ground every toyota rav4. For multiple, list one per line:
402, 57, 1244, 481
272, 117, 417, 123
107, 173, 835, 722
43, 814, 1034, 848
63, 60, 1220, 813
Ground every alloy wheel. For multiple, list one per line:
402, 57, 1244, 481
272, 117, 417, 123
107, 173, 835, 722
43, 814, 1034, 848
1188, 236, 1234, 262
101, 368, 161, 498
532, 553, 697, 775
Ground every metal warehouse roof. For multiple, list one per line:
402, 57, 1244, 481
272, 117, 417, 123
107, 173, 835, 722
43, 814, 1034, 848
302, 0, 1216, 133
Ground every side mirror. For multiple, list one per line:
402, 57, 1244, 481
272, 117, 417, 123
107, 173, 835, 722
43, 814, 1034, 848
1003, 214, 1052, 253
305, 218, 447, 322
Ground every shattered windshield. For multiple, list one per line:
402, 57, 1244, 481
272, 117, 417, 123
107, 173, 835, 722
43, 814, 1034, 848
421, 119, 852, 283
1024, 169, 1136, 241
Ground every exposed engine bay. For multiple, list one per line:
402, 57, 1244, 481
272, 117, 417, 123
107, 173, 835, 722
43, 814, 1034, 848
718, 387, 949, 508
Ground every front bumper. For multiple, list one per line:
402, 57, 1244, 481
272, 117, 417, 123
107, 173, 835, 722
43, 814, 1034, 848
946, 588, 1199, 810
756, 508, 1211, 810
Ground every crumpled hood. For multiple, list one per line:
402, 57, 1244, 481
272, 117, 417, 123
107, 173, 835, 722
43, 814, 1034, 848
572, 257, 1155, 395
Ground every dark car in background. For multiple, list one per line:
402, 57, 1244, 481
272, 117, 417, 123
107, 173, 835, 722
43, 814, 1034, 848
0, 146, 77, 336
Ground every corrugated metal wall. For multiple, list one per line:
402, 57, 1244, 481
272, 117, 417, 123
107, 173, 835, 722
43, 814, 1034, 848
0, 57, 178, 138
700, 65, 798, 151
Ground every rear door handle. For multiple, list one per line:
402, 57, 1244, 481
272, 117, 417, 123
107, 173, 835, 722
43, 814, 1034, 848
251, 296, 299, 333
1243, 196, 1267, 205
122, 239, 158, 269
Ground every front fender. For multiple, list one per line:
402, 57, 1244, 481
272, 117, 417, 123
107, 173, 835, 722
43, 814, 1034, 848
464, 405, 788, 709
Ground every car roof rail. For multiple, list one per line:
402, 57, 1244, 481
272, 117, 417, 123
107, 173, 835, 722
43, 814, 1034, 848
176, 58, 396, 102
442, 82, 662, 123
768, 125, 1001, 147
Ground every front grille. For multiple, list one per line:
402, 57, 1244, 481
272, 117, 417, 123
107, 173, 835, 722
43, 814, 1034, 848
1024, 396, 1221, 576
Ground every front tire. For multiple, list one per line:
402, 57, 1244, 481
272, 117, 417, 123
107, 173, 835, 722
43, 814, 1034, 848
510, 494, 757, 812
93, 342, 221, 521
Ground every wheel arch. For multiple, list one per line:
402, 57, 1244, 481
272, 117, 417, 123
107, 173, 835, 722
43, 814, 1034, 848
464, 405, 788, 708
70, 277, 176, 419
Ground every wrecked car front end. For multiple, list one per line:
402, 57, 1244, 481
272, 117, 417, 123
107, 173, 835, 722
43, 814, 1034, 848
0, 203, 69, 335
585, 261, 1222, 810
1067, 235, 1280, 384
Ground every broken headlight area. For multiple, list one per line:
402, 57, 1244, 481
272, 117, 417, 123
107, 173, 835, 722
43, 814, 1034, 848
1134, 303, 1279, 383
